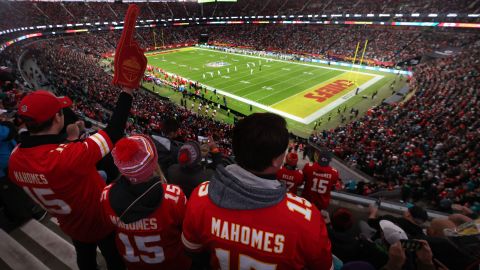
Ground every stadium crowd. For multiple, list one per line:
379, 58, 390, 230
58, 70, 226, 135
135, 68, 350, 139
311, 40, 480, 214
1, 0, 479, 32
0, 4, 479, 268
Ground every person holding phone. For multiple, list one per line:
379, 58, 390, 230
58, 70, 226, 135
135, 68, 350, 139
380, 220, 435, 270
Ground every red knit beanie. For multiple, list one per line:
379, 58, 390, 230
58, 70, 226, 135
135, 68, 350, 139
111, 135, 158, 184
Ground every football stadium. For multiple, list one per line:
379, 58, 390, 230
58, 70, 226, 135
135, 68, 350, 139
0, 0, 479, 269
142, 46, 404, 135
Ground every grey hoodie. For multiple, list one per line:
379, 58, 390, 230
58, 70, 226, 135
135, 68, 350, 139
208, 164, 286, 210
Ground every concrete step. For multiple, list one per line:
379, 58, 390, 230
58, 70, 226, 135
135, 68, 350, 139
0, 218, 106, 270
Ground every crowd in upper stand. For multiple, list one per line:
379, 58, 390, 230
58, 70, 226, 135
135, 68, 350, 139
0, 0, 479, 31
0, 20, 479, 215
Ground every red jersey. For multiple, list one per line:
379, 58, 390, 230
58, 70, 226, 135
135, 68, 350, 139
8, 131, 114, 242
302, 163, 339, 210
101, 183, 191, 270
182, 182, 332, 270
276, 166, 303, 194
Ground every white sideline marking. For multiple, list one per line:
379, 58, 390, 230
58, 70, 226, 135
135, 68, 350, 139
161, 48, 387, 124
303, 75, 384, 123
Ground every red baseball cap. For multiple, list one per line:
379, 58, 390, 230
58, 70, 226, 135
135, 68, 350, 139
18, 90, 72, 123
286, 152, 298, 166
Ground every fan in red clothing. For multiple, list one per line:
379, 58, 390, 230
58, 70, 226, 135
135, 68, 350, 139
101, 135, 191, 270
8, 4, 147, 270
182, 113, 332, 270
302, 145, 340, 210
276, 152, 304, 195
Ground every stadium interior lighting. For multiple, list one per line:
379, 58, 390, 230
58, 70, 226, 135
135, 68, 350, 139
321, 15, 327, 17
468, 14, 480, 17
446, 13, 457, 17
411, 13, 420, 17
354, 14, 362, 17
428, 13, 438, 17
367, 14, 374, 17
379, 14, 390, 17
395, 14, 403, 17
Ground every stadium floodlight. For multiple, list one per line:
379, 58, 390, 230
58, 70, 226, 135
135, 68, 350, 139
289, 15, 295, 18
307, 15, 313, 18
331, 14, 342, 17
395, 14, 403, 17
321, 14, 327, 18
266, 16, 270, 18
298, 15, 304, 18
314, 14, 319, 17
446, 13, 457, 17
251, 16, 256, 18
273, 15, 278, 18
345, 14, 350, 17
428, 13, 438, 17
366, 14, 374, 17
411, 13, 420, 17
354, 14, 362, 17
468, 14, 480, 17
379, 14, 390, 17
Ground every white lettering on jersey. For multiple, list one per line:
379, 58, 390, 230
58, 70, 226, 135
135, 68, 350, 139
210, 217, 285, 254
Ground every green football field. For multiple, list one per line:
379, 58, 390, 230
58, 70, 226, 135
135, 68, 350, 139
144, 47, 405, 136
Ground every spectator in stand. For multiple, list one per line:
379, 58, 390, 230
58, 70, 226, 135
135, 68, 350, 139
100, 135, 191, 270
8, 88, 134, 270
368, 204, 428, 239
276, 152, 304, 195
302, 146, 340, 210
182, 113, 333, 269
0, 109, 45, 230
167, 139, 222, 198
151, 117, 183, 175
326, 208, 363, 263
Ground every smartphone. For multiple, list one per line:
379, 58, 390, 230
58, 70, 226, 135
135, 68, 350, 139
400, 239, 422, 252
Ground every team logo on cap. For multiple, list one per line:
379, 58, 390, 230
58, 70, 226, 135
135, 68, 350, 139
20, 105, 28, 113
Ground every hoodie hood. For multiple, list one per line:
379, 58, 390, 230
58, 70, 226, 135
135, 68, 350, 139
109, 176, 164, 224
208, 164, 286, 210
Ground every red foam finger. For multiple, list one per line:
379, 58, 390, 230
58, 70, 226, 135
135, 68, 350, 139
120, 4, 140, 46
112, 3, 147, 89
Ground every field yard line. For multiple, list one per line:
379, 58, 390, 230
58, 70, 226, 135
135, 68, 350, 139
236, 66, 320, 96
196, 47, 378, 77
207, 62, 288, 90
209, 86, 308, 123
269, 71, 352, 106
302, 75, 384, 123
255, 70, 339, 102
